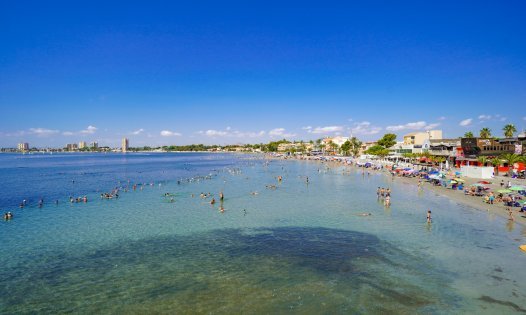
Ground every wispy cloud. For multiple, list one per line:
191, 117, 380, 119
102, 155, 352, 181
4, 128, 60, 138
198, 128, 266, 138
268, 128, 295, 138
160, 130, 182, 137
350, 121, 382, 136
203, 130, 228, 137
28, 128, 60, 137
309, 126, 343, 134
437, 116, 446, 121
478, 114, 491, 121
459, 118, 473, 127
62, 131, 74, 136
80, 125, 97, 134
385, 121, 439, 132
132, 128, 144, 135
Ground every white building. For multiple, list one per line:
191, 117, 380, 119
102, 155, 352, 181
17, 142, 29, 152
122, 138, 129, 152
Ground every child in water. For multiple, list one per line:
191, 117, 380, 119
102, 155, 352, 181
427, 210, 432, 223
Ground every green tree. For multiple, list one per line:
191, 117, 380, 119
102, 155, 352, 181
502, 124, 517, 138
500, 153, 522, 176
479, 128, 491, 138
464, 131, 474, 138
329, 141, 339, 154
365, 145, 390, 156
490, 157, 502, 176
377, 133, 397, 148
350, 137, 362, 157
340, 140, 351, 156
477, 156, 487, 167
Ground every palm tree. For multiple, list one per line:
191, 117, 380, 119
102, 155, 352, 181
500, 153, 522, 177
490, 157, 502, 176
477, 156, 488, 167
350, 137, 362, 157
464, 131, 474, 138
434, 156, 446, 169
479, 128, 491, 138
502, 124, 517, 138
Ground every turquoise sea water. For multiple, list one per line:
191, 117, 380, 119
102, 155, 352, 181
1, 153, 525, 314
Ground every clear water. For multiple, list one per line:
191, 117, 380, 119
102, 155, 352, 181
1, 153, 525, 314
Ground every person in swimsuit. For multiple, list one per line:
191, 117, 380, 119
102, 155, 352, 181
427, 210, 432, 223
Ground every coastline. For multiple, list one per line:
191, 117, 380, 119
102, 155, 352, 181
270, 154, 526, 227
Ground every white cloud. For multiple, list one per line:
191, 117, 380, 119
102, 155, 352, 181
269, 128, 295, 138
80, 125, 97, 134
459, 118, 473, 127
203, 130, 228, 137
269, 128, 285, 136
132, 128, 144, 135
385, 121, 440, 132
28, 128, 59, 137
62, 131, 74, 136
523, 116, 526, 121
160, 130, 182, 137
437, 116, 446, 121
301, 126, 312, 130
235, 130, 265, 138
199, 128, 267, 138
350, 121, 382, 136
478, 114, 491, 121
500, 117, 506, 122
309, 126, 343, 134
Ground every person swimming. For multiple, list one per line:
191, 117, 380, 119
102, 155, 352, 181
210, 198, 216, 205
427, 210, 432, 223
4, 212, 13, 220
219, 192, 224, 201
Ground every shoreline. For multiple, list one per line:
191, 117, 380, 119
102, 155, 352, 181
269, 154, 526, 227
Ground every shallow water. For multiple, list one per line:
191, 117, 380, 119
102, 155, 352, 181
0, 154, 525, 314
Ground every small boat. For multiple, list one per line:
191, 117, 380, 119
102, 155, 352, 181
520, 245, 526, 252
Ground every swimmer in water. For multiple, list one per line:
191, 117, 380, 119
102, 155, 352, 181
427, 210, 432, 223
210, 198, 216, 205
219, 192, 224, 201
357, 213, 372, 216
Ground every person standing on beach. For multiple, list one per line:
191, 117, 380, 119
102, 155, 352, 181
427, 210, 432, 223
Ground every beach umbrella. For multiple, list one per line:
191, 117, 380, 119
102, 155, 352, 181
471, 183, 487, 187
449, 180, 458, 184
478, 180, 492, 184
509, 186, 525, 191
497, 189, 512, 194
453, 178, 465, 182
518, 200, 526, 205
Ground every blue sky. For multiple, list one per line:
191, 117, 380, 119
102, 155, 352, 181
1, 1, 525, 147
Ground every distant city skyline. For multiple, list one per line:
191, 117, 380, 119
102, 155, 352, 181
1, 1, 525, 147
